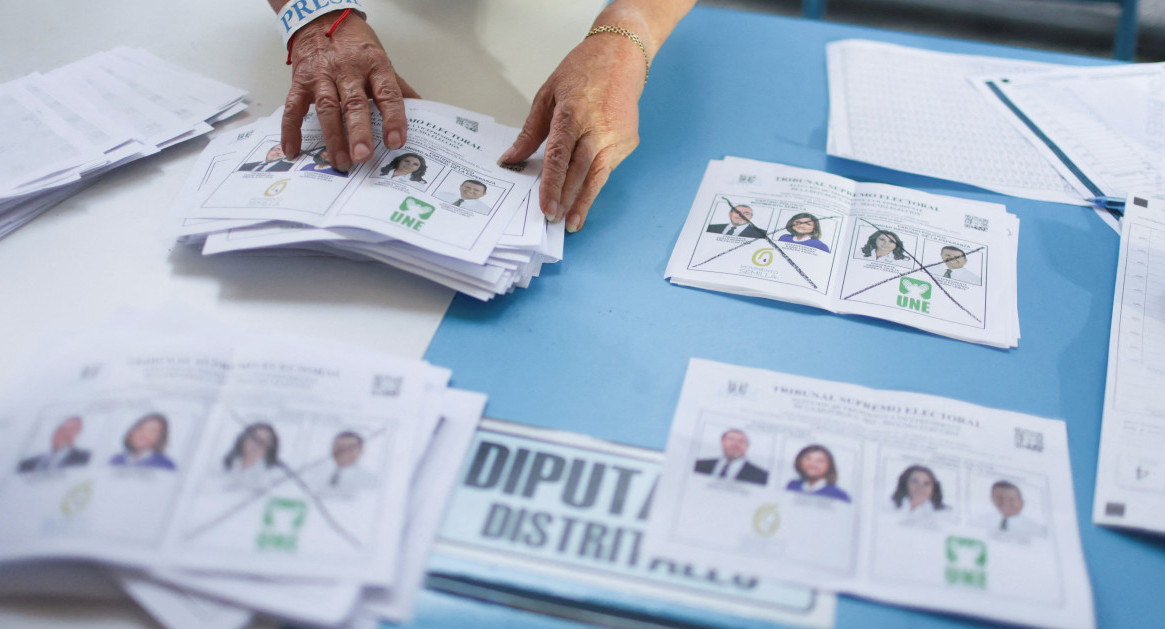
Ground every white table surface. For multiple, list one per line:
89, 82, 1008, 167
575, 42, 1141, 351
0, 0, 600, 625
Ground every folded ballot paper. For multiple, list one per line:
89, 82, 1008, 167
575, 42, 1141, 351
645, 358, 1094, 629
0, 46, 247, 240
0, 306, 486, 628
665, 157, 1020, 348
172, 99, 563, 300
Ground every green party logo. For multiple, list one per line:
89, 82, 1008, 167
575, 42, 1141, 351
256, 497, 307, 552
896, 277, 932, 313
391, 196, 435, 232
752, 248, 775, 266
944, 536, 987, 589
264, 179, 290, 196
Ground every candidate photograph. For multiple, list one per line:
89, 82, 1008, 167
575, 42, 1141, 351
220, 422, 285, 489
785, 444, 851, 502
17, 416, 91, 473
889, 464, 950, 518
777, 212, 831, 253
983, 480, 1046, 536
300, 147, 346, 177
706, 203, 767, 239
377, 151, 431, 189
692, 428, 769, 486
308, 430, 378, 495
109, 412, 177, 470
238, 144, 296, 172
855, 228, 914, 268
934, 244, 982, 285
435, 178, 493, 213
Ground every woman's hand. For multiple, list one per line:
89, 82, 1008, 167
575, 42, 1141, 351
282, 13, 419, 172
499, 33, 647, 233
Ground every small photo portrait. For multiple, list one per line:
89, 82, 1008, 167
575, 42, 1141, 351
978, 478, 1047, 537
375, 150, 431, 189
706, 201, 769, 239
220, 422, 285, 490
853, 227, 916, 268
776, 211, 832, 253
307, 430, 379, 495
17, 415, 91, 473
889, 464, 952, 518
109, 412, 176, 471
692, 427, 770, 486
434, 177, 494, 213
931, 243, 983, 285
300, 146, 346, 177
785, 444, 851, 503
237, 143, 296, 173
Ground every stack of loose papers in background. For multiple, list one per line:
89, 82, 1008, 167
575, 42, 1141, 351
0, 46, 247, 239
646, 358, 1094, 629
173, 100, 563, 300
0, 306, 485, 628
1092, 194, 1165, 534
826, 39, 1164, 231
666, 157, 1020, 347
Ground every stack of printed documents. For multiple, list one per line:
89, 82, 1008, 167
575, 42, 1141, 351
172, 100, 562, 300
0, 46, 247, 240
826, 39, 1165, 230
646, 358, 1094, 629
0, 306, 486, 628
665, 157, 1020, 348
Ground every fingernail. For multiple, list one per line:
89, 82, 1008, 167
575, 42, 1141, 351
352, 142, 371, 161
386, 130, 402, 150
566, 212, 581, 233
544, 199, 559, 222
497, 147, 515, 165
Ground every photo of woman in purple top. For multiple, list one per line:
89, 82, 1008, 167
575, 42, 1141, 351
785, 444, 850, 502
776, 212, 830, 252
109, 412, 176, 470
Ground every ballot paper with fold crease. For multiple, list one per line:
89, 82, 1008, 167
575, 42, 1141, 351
0, 305, 486, 628
0, 46, 247, 240
172, 99, 564, 300
665, 157, 1021, 348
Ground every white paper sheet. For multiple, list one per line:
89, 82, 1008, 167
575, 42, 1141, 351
646, 358, 1093, 629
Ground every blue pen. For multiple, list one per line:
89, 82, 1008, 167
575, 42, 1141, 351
1087, 196, 1125, 210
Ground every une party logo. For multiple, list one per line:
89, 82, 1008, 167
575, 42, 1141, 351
390, 197, 435, 232
897, 277, 932, 313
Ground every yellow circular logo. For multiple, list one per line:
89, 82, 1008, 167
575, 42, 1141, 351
753, 503, 781, 537
61, 481, 93, 517
752, 248, 774, 266
264, 179, 290, 197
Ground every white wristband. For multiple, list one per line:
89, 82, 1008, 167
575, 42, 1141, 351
275, 0, 366, 48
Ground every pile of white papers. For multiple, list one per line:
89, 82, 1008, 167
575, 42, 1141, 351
0, 306, 486, 628
665, 157, 1020, 348
0, 46, 247, 239
646, 358, 1094, 629
1092, 194, 1165, 535
172, 100, 563, 300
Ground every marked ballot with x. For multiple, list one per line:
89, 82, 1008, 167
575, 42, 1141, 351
665, 157, 1019, 348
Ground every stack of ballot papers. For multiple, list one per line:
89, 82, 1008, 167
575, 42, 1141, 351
665, 157, 1020, 348
0, 306, 486, 628
645, 358, 1095, 629
0, 46, 247, 240
172, 100, 563, 300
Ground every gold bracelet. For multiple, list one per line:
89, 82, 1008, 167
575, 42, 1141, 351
585, 25, 650, 84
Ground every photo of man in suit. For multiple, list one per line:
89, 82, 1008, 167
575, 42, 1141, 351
17, 416, 91, 473
436, 179, 491, 213
693, 428, 769, 485
238, 145, 295, 172
988, 480, 1045, 535
706, 204, 767, 239
937, 245, 981, 284
311, 431, 377, 495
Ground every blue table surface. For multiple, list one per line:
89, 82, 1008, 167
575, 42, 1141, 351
415, 6, 1165, 629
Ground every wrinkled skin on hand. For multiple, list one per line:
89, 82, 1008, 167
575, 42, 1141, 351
500, 33, 646, 233
282, 13, 419, 172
